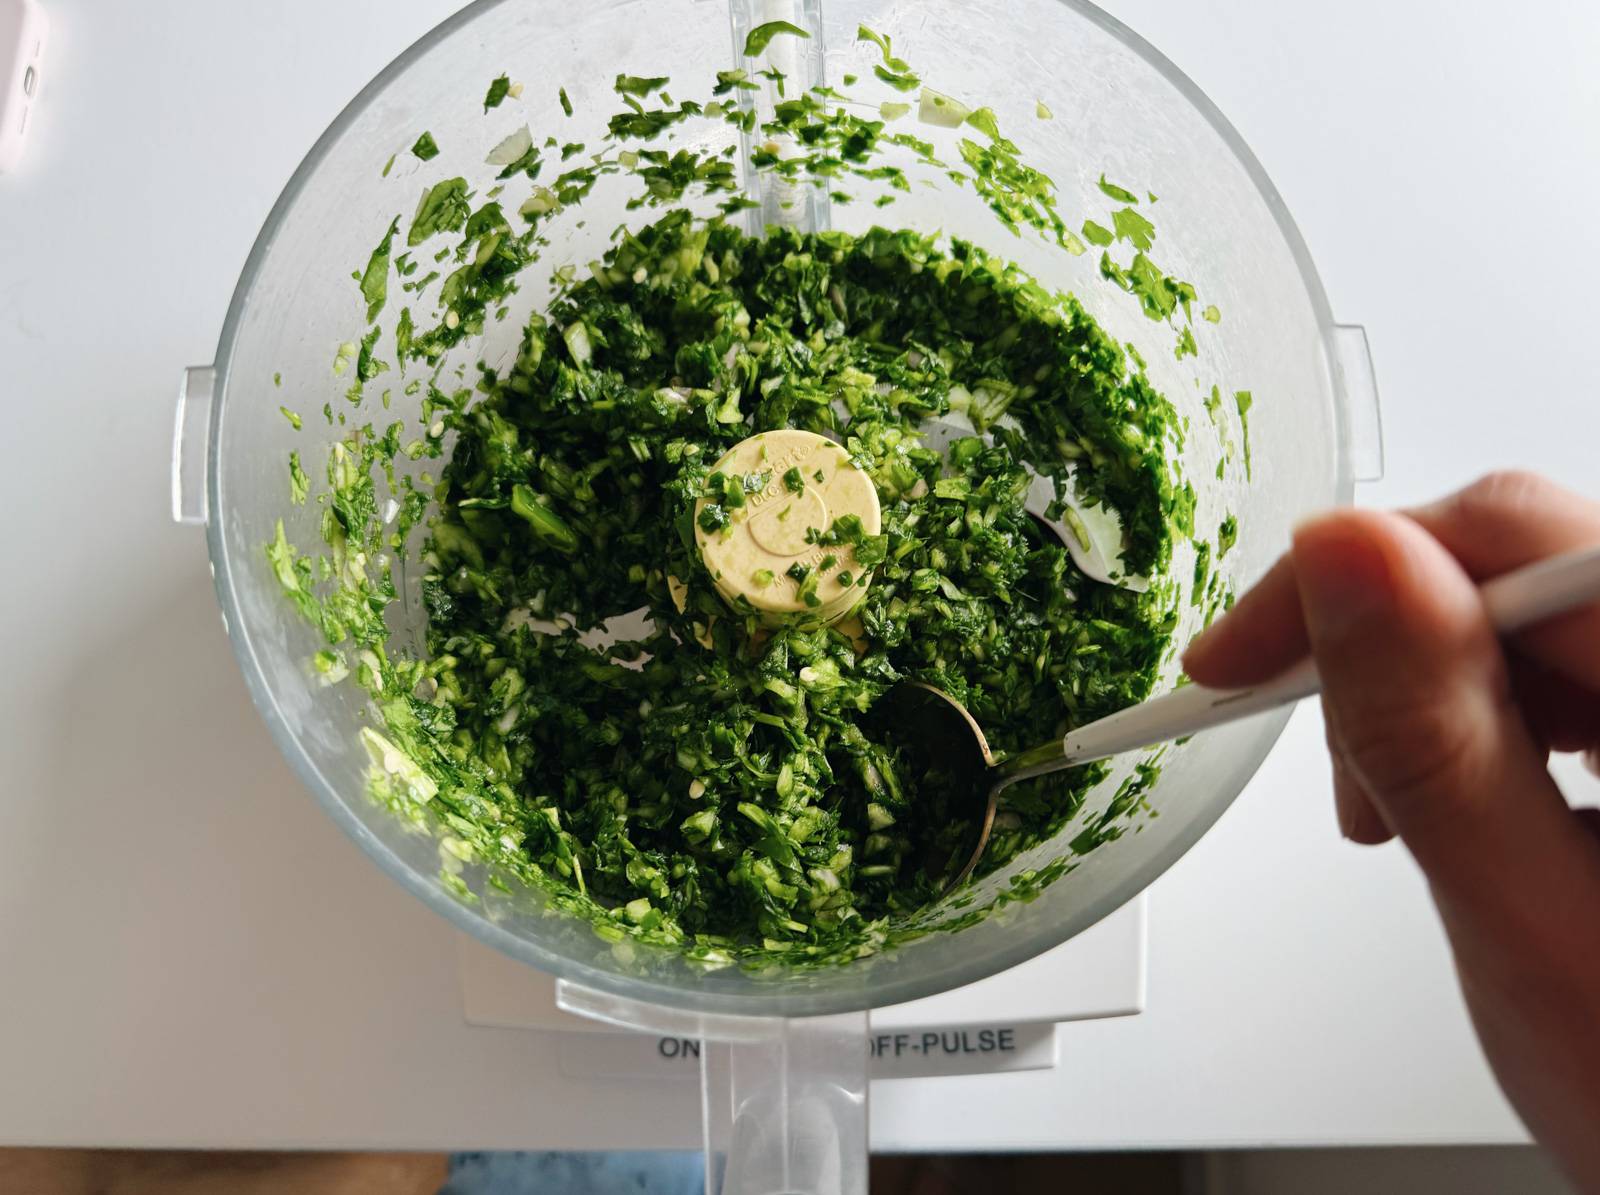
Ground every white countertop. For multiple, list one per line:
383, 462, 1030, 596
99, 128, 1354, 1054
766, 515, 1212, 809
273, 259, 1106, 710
3, 0, 1596, 1153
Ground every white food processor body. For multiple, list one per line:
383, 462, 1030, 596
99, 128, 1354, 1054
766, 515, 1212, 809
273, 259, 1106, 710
171, 1, 1381, 1190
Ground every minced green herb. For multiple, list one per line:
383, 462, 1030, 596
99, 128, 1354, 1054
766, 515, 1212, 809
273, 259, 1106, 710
1112, 206, 1156, 252
858, 25, 919, 92
1234, 390, 1253, 480
483, 75, 511, 111
288, 451, 310, 505
412, 131, 440, 161
267, 31, 1251, 968
743, 20, 809, 58
1218, 514, 1239, 557
359, 218, 398, 323
1097, 175, 1140, 204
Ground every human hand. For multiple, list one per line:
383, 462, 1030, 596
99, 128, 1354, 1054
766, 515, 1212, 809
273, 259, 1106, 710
1183, 472, 1600, 1192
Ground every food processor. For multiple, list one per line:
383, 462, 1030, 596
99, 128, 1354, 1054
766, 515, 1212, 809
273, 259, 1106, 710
170, 0, 1382, 1190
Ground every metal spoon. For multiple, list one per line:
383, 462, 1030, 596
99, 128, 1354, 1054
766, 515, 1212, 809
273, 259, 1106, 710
914, 410, 1149, 592
891, 543, 1600, 892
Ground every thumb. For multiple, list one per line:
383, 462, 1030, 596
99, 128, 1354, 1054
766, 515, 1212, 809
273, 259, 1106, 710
1292, 510, 1585, 903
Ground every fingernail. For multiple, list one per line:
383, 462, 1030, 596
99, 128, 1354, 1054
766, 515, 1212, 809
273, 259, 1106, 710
1292, 514, 1396, 642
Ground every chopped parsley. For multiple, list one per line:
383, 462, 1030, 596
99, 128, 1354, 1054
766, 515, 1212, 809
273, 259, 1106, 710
742, 20, 809, 58
359, 218, 398, 323
407, 177, 471, 246
1097, 175, 1140, 204
266, 34, 1251, 969
858, 25, 919, 92
1218, 514, 1239, 557
614, 73, 669, 97
1112, 206, 1156, 252
288, 451, 310, 505
1234, 391, 1254, 480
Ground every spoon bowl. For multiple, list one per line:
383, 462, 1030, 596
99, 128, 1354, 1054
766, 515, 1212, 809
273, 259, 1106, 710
894, 544, 1600, 894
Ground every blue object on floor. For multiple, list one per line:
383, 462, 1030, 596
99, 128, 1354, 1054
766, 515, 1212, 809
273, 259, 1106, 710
439, 1151, 707, 1195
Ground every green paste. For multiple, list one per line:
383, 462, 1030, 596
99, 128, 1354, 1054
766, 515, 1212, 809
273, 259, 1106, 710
267, 27, 1243, 969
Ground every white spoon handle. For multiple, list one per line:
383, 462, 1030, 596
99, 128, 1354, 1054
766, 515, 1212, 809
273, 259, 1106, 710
1046, 545, 1600, 771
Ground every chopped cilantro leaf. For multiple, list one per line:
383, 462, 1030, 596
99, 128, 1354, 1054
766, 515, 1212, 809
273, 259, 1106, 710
1082, 220, 1114, 247
359, 217, 399, 323
1218, 514, 1239, 557
1098, 175, 1140, 204
714, 69, 758, 94
964, 106, 1001, 140
268, 49, 1203, 971
742, 20, 809, 58
1234, 391, 1253, 480
614, 74, 670, 97
856, 25, 893, 57
875, 63, 920, 91
407, 178, 472, 246
288, 451, 310, 504
1111, 206, 1156, 252
858, 24, 919, 90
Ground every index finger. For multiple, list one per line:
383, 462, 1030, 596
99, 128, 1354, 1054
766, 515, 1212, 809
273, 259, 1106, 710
1180, 553, 1306, 687
1182, 472, 1600, 691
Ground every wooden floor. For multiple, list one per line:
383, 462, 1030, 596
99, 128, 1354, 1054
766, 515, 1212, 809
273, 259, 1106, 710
0, 1149, 1186, 1194
0, 1151, 450, 1195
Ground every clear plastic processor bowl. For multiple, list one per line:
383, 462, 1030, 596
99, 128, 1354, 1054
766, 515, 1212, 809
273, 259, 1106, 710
172, 1, 1380, 1189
